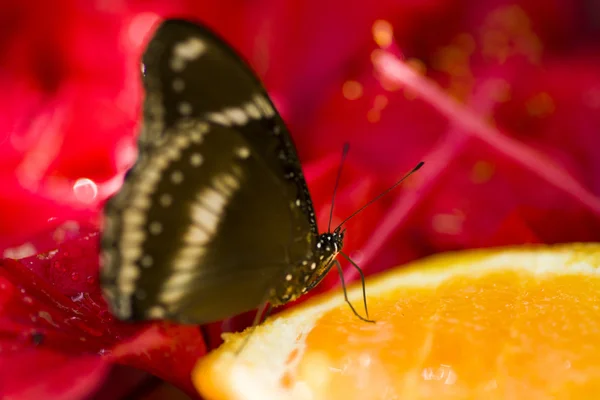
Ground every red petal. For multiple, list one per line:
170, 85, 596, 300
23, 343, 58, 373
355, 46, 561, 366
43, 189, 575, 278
0, 230, 206, 398
0, 351, 108, 400
3, 1, 600, 396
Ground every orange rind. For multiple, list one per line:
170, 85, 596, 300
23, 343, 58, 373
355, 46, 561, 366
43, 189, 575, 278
193, 244, 600, 399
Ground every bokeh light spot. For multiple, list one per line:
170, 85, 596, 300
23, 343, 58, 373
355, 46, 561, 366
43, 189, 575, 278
432, 212, 465, 235
471, 161, 495, 184
372, 20, 394, 48
526, 92, 555, 118
342, 80, 363, 100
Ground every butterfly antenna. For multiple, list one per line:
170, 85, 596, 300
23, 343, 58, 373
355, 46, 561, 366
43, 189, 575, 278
328, 143, 351, 232
335, 161, 424, 230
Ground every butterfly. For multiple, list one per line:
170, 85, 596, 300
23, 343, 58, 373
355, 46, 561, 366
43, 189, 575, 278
100, 18, 423, 326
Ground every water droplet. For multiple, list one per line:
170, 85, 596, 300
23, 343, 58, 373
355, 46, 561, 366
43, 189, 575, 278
98, 348, 112, 356
73, 178, 98, 203
71, 292, 84, 302
22, 296, 33, 305
86, 275, 96, 284
52, 261, 65, 272
71, 272, 80, 281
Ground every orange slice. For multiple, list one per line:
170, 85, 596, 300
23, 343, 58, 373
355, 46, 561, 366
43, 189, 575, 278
193, 244, 600, 399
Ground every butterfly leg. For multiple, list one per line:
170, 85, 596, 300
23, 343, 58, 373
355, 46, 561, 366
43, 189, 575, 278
332, 259, 375, 323
235, 302, 273, 355
339, 251, 372, 320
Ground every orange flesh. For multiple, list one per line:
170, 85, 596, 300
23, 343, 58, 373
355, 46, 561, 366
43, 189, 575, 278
293, 270, 600, 399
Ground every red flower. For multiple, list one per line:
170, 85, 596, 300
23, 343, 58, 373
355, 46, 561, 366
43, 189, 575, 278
1, 0, 599, 398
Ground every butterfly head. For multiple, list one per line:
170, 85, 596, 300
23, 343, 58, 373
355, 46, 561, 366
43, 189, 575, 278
267, 229, 345, 306
315, 229, 344, 264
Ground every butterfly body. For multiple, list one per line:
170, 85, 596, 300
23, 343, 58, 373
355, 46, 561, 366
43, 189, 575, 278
268, 230, 344, 306
100, 18, 346, 324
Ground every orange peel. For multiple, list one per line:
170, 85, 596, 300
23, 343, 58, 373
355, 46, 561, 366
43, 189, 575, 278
193, 243, 600, 399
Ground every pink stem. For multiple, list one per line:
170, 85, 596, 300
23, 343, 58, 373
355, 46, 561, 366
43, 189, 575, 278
373, 51, 600, 217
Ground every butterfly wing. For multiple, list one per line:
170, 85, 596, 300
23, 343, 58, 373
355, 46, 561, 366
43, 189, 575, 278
101, 19, 317, 324
141, 19, 279, 152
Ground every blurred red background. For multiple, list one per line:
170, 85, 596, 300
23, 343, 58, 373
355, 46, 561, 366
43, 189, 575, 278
1, 0, 599, 399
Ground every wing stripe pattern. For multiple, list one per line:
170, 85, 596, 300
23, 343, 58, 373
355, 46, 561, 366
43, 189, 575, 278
156, 165, 244, 314
205, 94, 275, 128
170, 37, 207, 71
113, 123, 210, 317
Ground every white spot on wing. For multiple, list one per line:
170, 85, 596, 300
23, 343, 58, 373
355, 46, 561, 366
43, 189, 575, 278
159, 194, 172, 207
163, 272, 194, 289
244, 102, 262, 119
172, 245, 205, 271
254, 94, 276, 117
236, 147, 250, 159
187, 121, 209, 143
171, 170, 184, 184
206, 112, 231, 126
178, 102, 192, 116
149, 221, 162, 235
142, 92, 165, 146
141, 255, 153, 267
123, 209, 145, 225
159, 287, 188, 304
147, 305, 166, 319
172, 78, 185, 92
213, 173, 240, 193
225, 108, 248, 125
190, 153, 203, 166
119, 259, 141, 279
171, 37, 206, 71
192, 203, 219, 232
